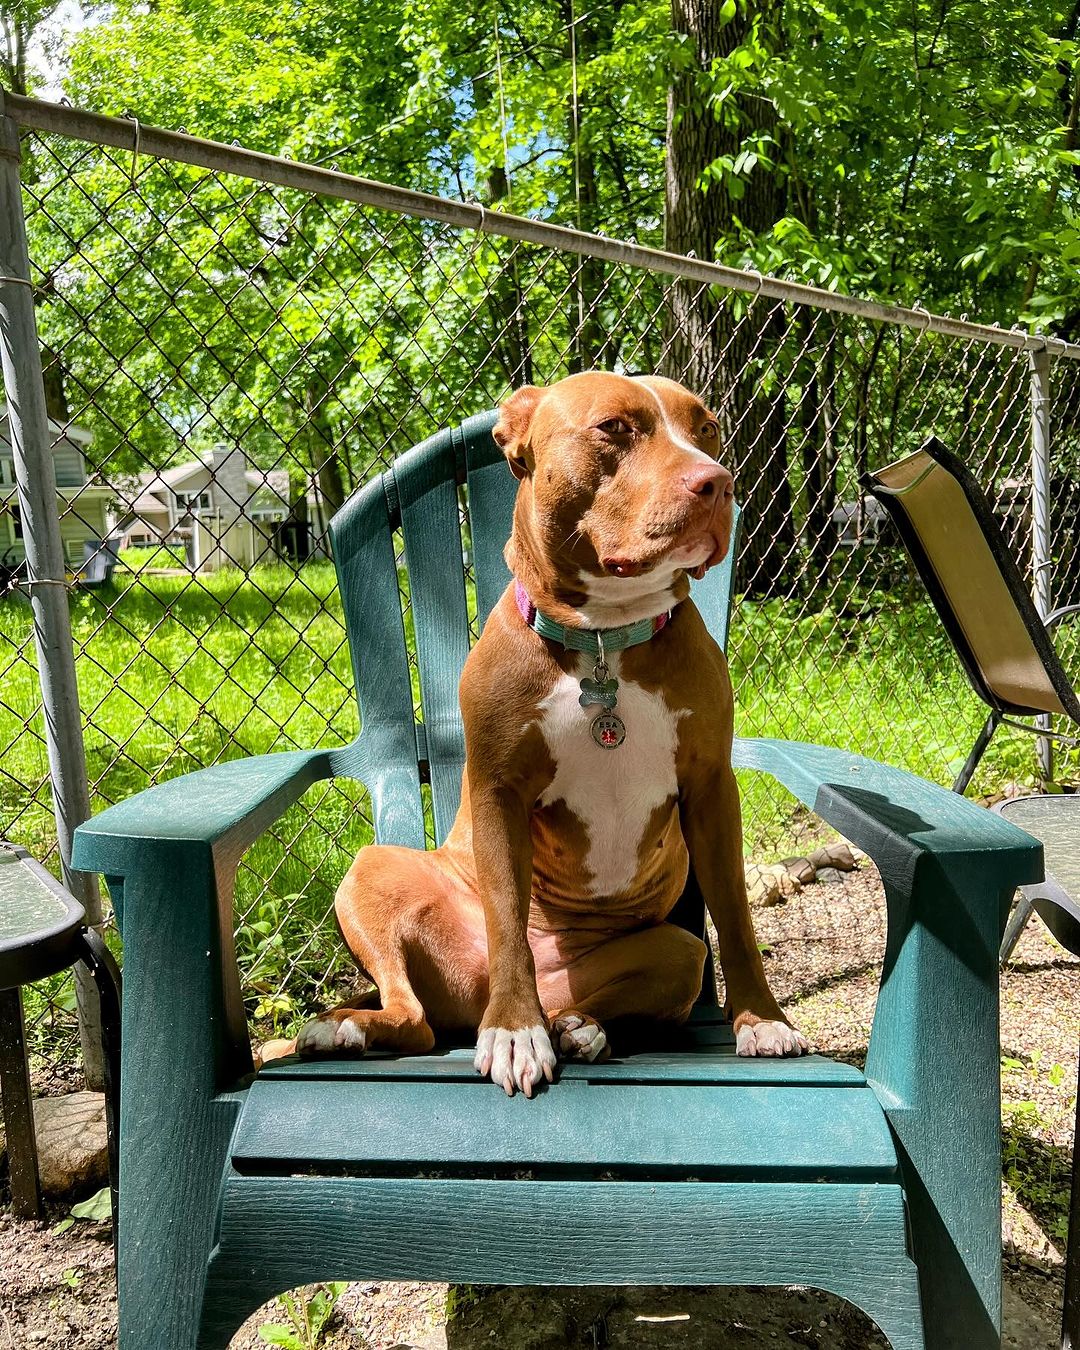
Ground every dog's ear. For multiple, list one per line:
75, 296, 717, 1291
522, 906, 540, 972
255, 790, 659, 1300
493, 385, 543, 481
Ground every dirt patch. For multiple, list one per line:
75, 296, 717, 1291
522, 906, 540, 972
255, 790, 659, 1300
1, 863, 1076, 1348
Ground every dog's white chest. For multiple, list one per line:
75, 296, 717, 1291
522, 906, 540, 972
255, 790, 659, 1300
535, 656, 685, 897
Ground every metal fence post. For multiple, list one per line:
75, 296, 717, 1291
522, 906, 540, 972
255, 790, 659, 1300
1029, 345, 1053, 783
0, 110, 105, 1088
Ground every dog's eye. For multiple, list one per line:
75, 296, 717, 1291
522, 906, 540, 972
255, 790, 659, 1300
597, 417, 632, 436
700, 421, 718, 439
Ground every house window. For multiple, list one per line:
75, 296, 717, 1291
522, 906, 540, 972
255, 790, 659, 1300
175, 490, 212, 513
11, 503, 22, 540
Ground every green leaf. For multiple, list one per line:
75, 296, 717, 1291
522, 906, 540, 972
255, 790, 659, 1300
257, 1326, 306, 1349
718, 0, 736, 23
51, 1217, 75, 1235
308, 1281, 348, 1337
71, 1187, 112, 1221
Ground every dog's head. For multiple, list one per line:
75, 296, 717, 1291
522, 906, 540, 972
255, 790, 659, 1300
495, 372, 734, 621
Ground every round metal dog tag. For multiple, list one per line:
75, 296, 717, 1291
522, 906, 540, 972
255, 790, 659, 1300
591, 711, 626, 749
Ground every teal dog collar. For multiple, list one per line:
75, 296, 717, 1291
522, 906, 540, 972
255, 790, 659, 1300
514, 580, 672, 749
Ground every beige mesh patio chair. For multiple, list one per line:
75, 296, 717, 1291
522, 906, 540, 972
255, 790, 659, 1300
866, 438, 1080, 1350
863, 437, 1080, 967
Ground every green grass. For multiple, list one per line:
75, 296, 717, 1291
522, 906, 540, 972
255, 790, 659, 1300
2, 565, 1075, 1046
730, 588, 1080, 853
1, 563, 368, 1043
117, 544, 189, 571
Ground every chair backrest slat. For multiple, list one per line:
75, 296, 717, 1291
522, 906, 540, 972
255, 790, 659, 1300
693, 502, 741, 654
458, 412, 515, 628
394, 428, 473, 844
865, 439, 1080, 723
328, 473, 426, 850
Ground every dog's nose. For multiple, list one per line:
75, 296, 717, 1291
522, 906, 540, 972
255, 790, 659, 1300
682, 463, 734, 501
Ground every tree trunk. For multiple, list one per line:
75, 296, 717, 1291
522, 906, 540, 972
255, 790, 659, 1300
800, 311, 838, 581
663, 0, 794, 597
560, 0, 605, 373
305, 375, 346, 534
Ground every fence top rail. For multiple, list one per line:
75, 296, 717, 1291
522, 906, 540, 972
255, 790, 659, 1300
4, 88, 1079, 362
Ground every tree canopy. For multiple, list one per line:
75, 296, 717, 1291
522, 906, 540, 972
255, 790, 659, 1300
35, 0, 1080, 328
6, 0, 1079, 595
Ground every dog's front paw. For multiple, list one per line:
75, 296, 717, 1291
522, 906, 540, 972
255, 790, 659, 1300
736, 1018, 808, 1057
296, 1012, 367, 1056
474, 1023, 556, 1097
551, 1011, 610, 1064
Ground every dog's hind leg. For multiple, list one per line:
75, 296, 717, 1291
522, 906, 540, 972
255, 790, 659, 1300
297, 842, 487, 1057
296, 962, 435, 1055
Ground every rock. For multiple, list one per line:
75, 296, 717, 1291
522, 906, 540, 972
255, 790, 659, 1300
807, 842, 857, 873
768, 863, 803, 898
745, 864, 782, 906
779, 856, 817, 886
745, 862, 803, 905
815, 867, 846, 885
33, 1091, 108, 1197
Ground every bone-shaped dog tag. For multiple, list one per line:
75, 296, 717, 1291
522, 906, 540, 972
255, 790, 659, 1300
578, 676, 619, 709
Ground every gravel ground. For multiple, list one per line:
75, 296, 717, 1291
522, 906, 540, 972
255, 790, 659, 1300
1, 858, 1076, 1349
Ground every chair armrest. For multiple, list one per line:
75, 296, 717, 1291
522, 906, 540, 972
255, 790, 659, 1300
72, 748, 337, 1096
72, 748, 335, 879
732, 736, 1043, 882
734, 735, 1043, 1337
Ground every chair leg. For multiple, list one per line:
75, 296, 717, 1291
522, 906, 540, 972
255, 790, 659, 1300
0, 986, 42, 1218
704, 1277, 929, 1350
952, 711, 1000, 795
839, 1265, 926, 1350
1000, 894, 1035, 967
197, 1271, 280, 1350
1063, 1046, 1080, 1350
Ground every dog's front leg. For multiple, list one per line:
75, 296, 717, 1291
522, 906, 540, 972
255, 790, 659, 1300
681, 765, 808, 1057
469, 783, 556, 1096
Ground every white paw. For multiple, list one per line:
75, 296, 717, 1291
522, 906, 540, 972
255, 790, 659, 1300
334, 1016, 367, 1051
736, 1020, 809, 1057
296, 1016, 367, 1056
474, 1023, 556, 1097
552, 1013, 608, 1063
296, 1018, 339, 1055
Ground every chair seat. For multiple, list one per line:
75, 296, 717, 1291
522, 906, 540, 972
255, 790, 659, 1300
236, 1014, 896, 1182
204, 1031, 918, 1347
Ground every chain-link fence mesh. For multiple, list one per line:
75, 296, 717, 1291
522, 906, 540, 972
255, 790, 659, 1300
2, 112, 1079, 1051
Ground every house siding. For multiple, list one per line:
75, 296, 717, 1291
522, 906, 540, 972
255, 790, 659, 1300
53, 445, 85, 488
3, 497, 110, 566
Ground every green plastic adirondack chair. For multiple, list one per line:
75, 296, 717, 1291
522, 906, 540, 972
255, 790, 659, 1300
72, 412, 1042, 1350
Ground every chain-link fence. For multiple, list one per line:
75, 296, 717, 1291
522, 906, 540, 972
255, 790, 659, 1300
2, 93, 1079, 1052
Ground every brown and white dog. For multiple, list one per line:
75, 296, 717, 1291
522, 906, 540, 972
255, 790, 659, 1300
293, 371, 807, 1094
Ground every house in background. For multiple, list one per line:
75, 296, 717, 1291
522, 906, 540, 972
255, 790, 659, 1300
0, 407, 113, 569
113, 445, 296, 571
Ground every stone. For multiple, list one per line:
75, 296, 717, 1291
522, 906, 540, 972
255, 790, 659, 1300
745, 864, 782, 907
32, 1091, 108, 1197
768, 863, 803, 898
807, 842, 857, 873
745, 861, 805, 906
816, 867, 846, 885
779, 856, 817, 886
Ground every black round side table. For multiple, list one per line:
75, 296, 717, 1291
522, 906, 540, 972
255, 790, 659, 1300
0, 840, 120, 1241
